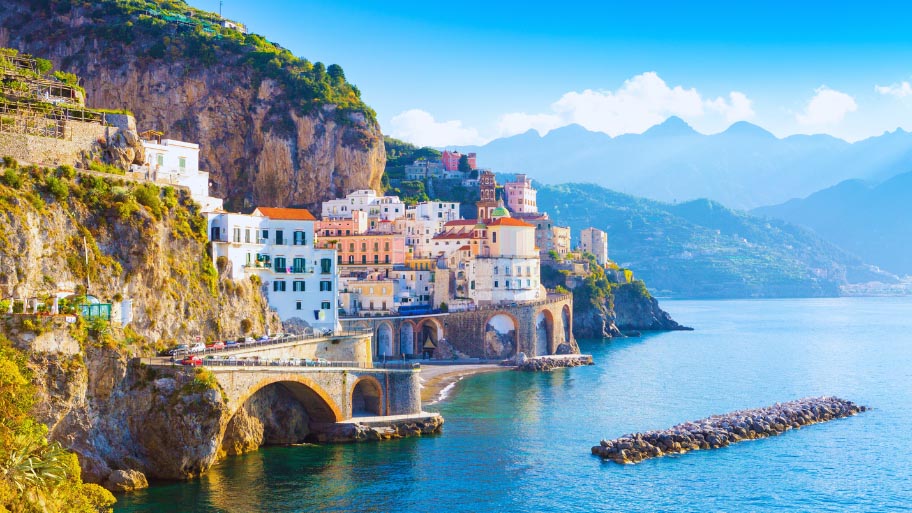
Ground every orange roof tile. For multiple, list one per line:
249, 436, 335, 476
487, 217, 534, 227
255, 207, 317, 221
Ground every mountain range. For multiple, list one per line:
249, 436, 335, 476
454, 119, 912, 210
753, 171, 912, 276
535, 183, 897, 298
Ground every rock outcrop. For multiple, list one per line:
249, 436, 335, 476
0, 1, 385, 211
592, 397, 867, 464
611, 284, 691, 333
514, 353, 593, 371
309, 414, 444, 443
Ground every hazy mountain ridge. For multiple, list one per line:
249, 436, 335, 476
455, 119, 912, 210
536, 183, 896, 298
753, 171, 912, 275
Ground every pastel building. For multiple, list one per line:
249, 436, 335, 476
441, 150, 477, 172
207, 207, 339, 331
317, 233, 407, 268
504, 174, 537, 214
132, 132, 222, 211
469, 216, 543, 305
519, 213, 571, 259
405, 159, 445, 180
321, 189, 406, 221
580, 227, 609, 265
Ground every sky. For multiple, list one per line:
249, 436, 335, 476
189, 0, 912, 146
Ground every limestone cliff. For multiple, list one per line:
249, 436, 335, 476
541, 263, 689, 339
0, 0, 385, 211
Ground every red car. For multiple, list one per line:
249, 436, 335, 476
180, 356, 203, 366
207, 341, 225, 350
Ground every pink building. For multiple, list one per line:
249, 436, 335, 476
316, 210, 368, 236
441, 150, 477, 172
504, 174, 537, 214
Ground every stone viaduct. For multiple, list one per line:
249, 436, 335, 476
209, 365, 422, 422
342, 293, 576, 360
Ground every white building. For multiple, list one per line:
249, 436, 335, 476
580, 227, 609, 265
321, 189, 406, 221
132, 134, 223, 211
405, 159, 445, 180
468, 215, 543, 305
413, 201, 461, 223
207, 207, 339, 331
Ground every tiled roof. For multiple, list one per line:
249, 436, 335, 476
487, 217, 534, 227
255, 207, 316, 221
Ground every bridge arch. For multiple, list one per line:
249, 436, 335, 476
399, 321, 416, 355
351, 376, 384, 417
484, 312, 519, 359
562, 304, 572, 343
376, 321, 394, 358
535, 309, 554, 356
417, 318, 444, 354
232, 375, 343, 424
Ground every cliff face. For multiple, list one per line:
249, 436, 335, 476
0, 1, 385, 210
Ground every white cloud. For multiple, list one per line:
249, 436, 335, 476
796, 86, 857, 126
875, 81, 912, 98
706, 91, 755, 123
494, 72, 754, 138
387, 109, 485, 147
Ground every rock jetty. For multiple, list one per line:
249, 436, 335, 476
514, 353, 594, 372
592, 397, 867, 464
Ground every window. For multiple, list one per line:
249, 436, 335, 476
361, 242, 367, 251
233, 228, 241, 243
470, 280, 475, 290
178, 156, 186, 171
321, 301, 331, 310
296, 300, 302, 310
320, 258, 332, 274
293, 231, 306, 245
262, 229, 269, 240
374, 242, 379, 251
293, 281, 305, 292
348, 255, 354, 264
384, 255, 390, 264
292, 257, 306, 273
492, 232, 497, 243
349, 243, 355, 252
337, 255, 342, 265
274, 257, 287, 273
275, 230, 284, 245
494, 267, 498, 275
156, 154, 164, 167
273, 281, 286, 292
362, 255, 367, 264
320, 281, 332, 292
210, 226, 221, 241
244, 229, 250, 244
494, 281, 499, 288
346, 230, 351, 235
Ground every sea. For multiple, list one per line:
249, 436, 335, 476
115, 298, 912, 512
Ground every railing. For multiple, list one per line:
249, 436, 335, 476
172, 329, 372, 357
187, 358, 419, 371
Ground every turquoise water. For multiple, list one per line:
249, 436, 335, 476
116, 298, 912, 512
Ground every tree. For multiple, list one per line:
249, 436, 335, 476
458, 154, 472, 173
327, 64, 345, 85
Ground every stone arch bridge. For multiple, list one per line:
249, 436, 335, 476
209, 365, 422, 423
343, 293, 576, 361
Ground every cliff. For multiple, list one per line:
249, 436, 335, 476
0, 161, 281, 490
0, 0, 385, 211
541, 263, 689, 339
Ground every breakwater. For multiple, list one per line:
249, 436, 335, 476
592, 397, 867, 464
514, 354, 594, 371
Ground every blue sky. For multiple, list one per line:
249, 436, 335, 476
190, 1, 912, 145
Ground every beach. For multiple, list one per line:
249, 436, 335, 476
419, 363, 510, 404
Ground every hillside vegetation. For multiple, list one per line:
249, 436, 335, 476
537, 183, 895, 298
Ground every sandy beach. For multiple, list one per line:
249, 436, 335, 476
420, 364, 511, 404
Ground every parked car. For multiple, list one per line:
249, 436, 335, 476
243, 336, 255, 344
257, 335, 270, 342
315, 358, 328, 366
208, 341, 225, 350
189, 343, 206, 353
225, 340, 239, 348
167, 344, 188, 356
180, 356, 203, 366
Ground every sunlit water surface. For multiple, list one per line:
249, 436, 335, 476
116, 298, 912, 512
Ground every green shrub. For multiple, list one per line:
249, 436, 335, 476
1, 156, 18, 170
134, 182, 162, 218
1, 168, 22, 189
44, 175, 68, 201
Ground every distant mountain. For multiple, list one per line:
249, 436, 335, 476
536, 183, 897, 298
753, 171, 912, 275
455, 120, 912, 210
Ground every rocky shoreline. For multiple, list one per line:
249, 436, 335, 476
514, 353, 594, 372
592, 397, 867, 464
310, 414, 444, 443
